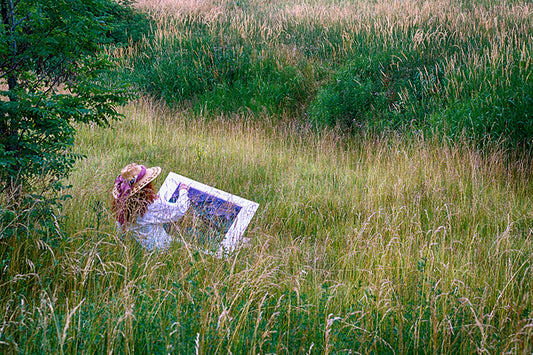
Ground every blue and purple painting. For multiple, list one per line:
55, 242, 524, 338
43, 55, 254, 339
170, 184, 242, 239
160, 172, 259, 255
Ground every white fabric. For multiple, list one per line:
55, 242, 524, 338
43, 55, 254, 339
122, 189, 190, 251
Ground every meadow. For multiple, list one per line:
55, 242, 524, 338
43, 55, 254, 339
1, 0, 533, 353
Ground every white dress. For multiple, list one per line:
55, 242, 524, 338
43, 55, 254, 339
123, 189, 190, 251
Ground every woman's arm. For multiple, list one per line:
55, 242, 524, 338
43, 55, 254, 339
142, 187, 190, 224
172, 185, 190, 216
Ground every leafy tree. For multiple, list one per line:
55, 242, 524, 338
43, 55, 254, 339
0, 0, 143, 237
0, 0, 135, 198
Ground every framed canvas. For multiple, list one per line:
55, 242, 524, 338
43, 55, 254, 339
158, 172, 259, 256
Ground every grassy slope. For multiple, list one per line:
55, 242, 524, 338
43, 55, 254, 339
1, 0, 533, 353
2, 98, 532, 353
125, 0, 533, 143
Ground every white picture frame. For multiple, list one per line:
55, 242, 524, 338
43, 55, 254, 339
158, 172, 259, 256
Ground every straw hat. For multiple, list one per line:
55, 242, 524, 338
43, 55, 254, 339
112, 163, 161, 199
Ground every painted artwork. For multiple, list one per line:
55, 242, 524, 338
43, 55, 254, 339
159, 172, 259, 256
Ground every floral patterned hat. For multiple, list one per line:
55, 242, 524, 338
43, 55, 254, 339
112, 163, 161, 199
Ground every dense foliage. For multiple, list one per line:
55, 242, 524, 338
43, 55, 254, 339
0, 0, 149, 237
310, 50, 444, 132
129, 33, 312, 115
313, 36, 533, 146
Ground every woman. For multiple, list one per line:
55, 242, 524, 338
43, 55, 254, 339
112, 163, 190, 251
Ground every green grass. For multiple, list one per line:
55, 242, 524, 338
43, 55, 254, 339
1, 98, 532, 353
117, 0, 533, 146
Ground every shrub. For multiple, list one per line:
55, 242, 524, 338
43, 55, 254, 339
101, 0, 154, 45
0, 0, 146, 239
309, 50, 445, 132
438, 57, 533, 147
310, 30, 533, 148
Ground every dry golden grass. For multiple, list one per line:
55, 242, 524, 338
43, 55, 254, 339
2, 94, 531, 352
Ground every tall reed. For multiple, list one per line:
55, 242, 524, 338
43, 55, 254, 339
117, 0, 532, 145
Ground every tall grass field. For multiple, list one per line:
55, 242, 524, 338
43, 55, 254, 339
1, 0, 533, 353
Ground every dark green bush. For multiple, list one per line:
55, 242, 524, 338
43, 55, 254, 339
134, 39, 216, 104
309, 50, 444, 132
100, 0, 154, 45
199, 57, 310, 114
309, 38, 532, 148
0, 0, 141, 238
437, 58, 533, 147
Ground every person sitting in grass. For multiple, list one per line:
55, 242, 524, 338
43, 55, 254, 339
112, 163, 190, 251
